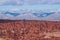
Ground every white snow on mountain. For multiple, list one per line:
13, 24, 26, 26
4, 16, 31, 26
0, 9, 60, 21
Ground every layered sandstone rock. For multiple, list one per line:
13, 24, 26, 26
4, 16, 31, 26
0, 20, 60, 40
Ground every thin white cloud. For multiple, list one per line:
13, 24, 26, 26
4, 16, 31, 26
0, 0, 24, 6
0, 0, 60, 6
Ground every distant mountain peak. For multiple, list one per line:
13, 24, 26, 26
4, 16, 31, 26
4, 11, 20, 16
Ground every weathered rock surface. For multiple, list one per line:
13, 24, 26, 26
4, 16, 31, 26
0, 20, 60, 40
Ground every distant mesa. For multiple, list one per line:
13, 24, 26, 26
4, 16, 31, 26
4, 11, 20, 16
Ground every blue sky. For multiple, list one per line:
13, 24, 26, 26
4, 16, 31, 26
0, 5, 60, 10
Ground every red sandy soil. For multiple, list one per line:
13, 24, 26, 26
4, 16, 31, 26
0, 20, 60, 40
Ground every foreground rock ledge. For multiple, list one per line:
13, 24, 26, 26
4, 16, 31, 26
0, 20, 60, 40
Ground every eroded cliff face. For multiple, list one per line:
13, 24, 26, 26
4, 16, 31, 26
0, 20, 60, 40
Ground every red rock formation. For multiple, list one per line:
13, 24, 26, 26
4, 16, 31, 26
0, 20, 60, 40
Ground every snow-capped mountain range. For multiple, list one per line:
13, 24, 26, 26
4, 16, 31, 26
0, 9, 60, 21
0, 4, 60, 21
